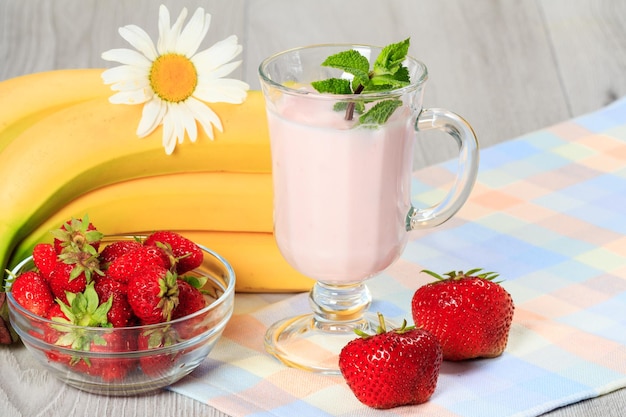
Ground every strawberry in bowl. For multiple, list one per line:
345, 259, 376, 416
5, 218, 235, 395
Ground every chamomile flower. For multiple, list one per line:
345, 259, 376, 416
101, 4, 249, 154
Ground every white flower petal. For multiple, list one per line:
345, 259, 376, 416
177, 8, 210, 57
167, 103, 187, 145
108, 88, 153, 105
103, 65, 151, 91
102, 65, 138, 85
159, 6, 188, 53
157, 4, 172, 54
194, 78, 249, 103
137, 98, 166, 137
111, 77, 150, 93
186, 97, 222, 139
161, 114, 177, 155
198, 60, 242, 80
119, 24, 158, 61
102, 48, 152, 68
192, 36, 242, 70
178, 101, 198, 143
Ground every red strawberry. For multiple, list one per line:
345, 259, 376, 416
10, 271, 55, 317
50, 216, 103, 255
411, 269, 515, 361
86, 332, 136, 382
32, 243, 58, 280
42, 303, 71, 362
172, 279, 206, 320
339, 314, 442, 409
94, 276, 135, 327
98, 240, 142, 269
144, 231, 203, 274
106, 245, 170, 284
46, 303, 68, 321
48, 262, 89, 304
43, 283, 113, 365
126, 265, 179, 324
137, 327, 180, 376
48, 247, 104, 303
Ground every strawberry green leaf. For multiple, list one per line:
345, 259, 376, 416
180, 275, 208, 289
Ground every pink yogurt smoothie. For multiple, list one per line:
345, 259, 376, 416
267, 93, 416, 284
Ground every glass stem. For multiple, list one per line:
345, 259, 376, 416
309, 281, 372, 329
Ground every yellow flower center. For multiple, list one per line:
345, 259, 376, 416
149, 54, 198, 103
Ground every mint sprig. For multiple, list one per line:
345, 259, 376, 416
311, 38, 411, 124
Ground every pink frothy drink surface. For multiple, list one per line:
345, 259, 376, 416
268, 94, 415, 284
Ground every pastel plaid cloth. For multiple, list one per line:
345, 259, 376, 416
170, 97, 626, 417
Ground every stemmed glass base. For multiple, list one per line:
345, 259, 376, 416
264, 281, 391, 374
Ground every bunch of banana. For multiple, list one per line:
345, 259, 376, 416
0, 69, 314, 293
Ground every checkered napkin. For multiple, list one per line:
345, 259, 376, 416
170, 97, 626, 417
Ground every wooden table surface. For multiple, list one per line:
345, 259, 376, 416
1, 1, 625, 416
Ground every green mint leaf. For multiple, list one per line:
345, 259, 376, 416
372, 38, 410, 77
321, 49, 370, 88
333, 101, 365, 115
359, 99, 402, 126
369, 73, 411, 90
311, 78, 352, 94
321, 49, 370, 74
313, 39, 411, 125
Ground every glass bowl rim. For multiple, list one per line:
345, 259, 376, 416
6, 239, 236, 332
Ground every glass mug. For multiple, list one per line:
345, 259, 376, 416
259, 44, 479, 373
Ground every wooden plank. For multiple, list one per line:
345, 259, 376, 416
539, 0, 626, 115
0, 0, 246, 80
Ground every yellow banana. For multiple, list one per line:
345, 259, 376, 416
11, 171, 274, 265
0, 78, 271, 287
0, 70, 111, 152
177, 230, 314, 293
17, 228, 313, 293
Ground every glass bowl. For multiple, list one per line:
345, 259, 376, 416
6, 237, 235, 395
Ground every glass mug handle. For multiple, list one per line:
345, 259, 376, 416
407, 108, 480, 230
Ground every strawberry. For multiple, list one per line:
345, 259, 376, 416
48, 261, 89, 304
42, 303, 71, 362
85, 332, 136, 382
50, 216, 103, 255
339, 313, 442, 409
48, 244, 104, 302
144, 231, 203, 274
44, 283, 113, 367
32, 243, 58, 280
126, 265, 179, 324
137, 327, 180, 376
46, 303, 68, 321
411, 269, 515, 361
98, 240, 143, 269
106, 245, 170, 284
10, 271, 55, 317
54, 282, 112, 328
172, 279, 206, 320
94, 276, 135, 327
